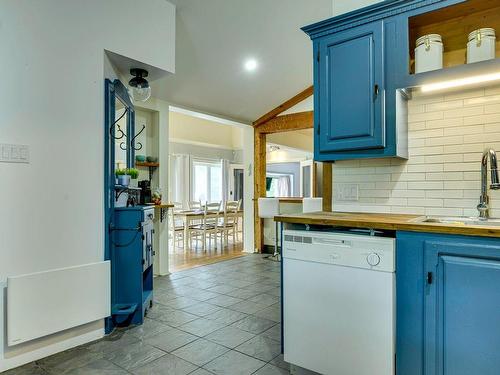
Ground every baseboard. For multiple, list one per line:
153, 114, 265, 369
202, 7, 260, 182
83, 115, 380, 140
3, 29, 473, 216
0, 326, 103, 373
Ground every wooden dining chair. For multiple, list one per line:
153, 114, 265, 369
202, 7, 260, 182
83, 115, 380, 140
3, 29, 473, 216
188, 200, 202, 210
170, 202, 185, 249
189, 201, 221, 251
217, 200, 240, 248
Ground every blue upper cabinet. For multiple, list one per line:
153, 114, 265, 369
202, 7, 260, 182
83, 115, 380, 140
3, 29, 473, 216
302, 0, 476, 161
318, 21, 385, 153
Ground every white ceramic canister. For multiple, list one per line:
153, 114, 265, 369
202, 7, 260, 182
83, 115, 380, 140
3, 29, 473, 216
467, 28, 496, 64
415, 34, 443, 74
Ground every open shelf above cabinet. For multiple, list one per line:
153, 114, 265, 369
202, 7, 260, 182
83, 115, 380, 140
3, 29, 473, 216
408, 0, 500, 75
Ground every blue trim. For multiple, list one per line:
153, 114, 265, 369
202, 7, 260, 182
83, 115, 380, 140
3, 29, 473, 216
302, 0, 464, 39
104, 79, 136, 334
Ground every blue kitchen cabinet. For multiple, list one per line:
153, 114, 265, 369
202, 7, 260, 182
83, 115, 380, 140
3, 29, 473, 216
301, 0, 477, 161
397, 231, 500, 375
317, 21, 385, 153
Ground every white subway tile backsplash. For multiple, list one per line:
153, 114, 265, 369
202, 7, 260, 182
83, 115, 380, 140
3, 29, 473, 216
333, 83, 500, 216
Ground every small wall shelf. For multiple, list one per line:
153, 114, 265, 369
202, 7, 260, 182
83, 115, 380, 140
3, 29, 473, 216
408, 0, 500, 75
135, 161, 159, 182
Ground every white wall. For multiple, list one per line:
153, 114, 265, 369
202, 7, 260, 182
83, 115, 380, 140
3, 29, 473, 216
0, 0, 175, 370
333, 0, 381, 16
333, 84, 500, 217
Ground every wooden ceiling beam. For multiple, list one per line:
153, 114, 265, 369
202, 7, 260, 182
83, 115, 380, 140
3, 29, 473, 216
253, 85, 313, 127
256, 111, 313, 134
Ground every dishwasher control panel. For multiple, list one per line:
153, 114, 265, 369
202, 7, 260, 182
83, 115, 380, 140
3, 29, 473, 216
282, 230, 395, 272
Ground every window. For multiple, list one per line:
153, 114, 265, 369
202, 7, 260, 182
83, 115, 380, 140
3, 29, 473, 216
192, 159, 223, 202
266, 173, 293, 197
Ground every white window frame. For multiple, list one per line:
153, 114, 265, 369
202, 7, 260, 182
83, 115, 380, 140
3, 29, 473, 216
191, 158, 223, 203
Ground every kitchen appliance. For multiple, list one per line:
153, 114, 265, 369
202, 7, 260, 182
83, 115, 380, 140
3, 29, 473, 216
415, 34, 443, 73
282, 229, 395, 375
467, 28, 496, 64
138, 180, 152, 205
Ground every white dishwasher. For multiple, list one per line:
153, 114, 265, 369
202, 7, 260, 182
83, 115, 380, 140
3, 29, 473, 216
283, 229, 395, 375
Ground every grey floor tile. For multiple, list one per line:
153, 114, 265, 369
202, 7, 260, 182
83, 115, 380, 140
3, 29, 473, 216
178, 317, 226, 337
235, 335, 281, 362
269, 354, 290, 370
86, 331, 140, 355
247, 293, 279, 307
146, 328, 198, 352
104, 341, 166, 370
126, 318, 173, 339
205, 326, 255, 349
147, 302, 176, 320
266, 287, 282, 297
182, 302, 222, 317
205, 294, 242, 308
260, 324, 281, 342
204, 308, 248, 325
229, 300, 267, 315
60, 359, 129, 375
166, 296, 200, 309
203, 350, 266, 375
172, 339, 229, 366
130, 353, 197, 375
40, 348, 103, 373
154, 309, 199, 327
154, 292, 179, 305
189, 369, 214, 375
252, 304, 281, 323
232, 316, 277, 335
3, 363, 48, 375
206, 285, 239, 295
186, 289, 221, 301
224, 288, 262, 300
254, 363, 290, 375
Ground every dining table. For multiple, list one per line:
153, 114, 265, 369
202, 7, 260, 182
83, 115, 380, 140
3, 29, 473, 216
173, 209, 244, 249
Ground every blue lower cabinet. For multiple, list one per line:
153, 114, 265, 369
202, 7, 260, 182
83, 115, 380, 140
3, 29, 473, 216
106, 206, 155, 333
397, 232, 500, 375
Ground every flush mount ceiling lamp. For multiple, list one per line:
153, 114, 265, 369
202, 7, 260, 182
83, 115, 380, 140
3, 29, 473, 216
128, 68, 151, 102
421, 71, 500, 93
269, 145, 280, 152
244, 58, 258, 72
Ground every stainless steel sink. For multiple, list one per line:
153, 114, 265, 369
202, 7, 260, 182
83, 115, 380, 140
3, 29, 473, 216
411, 216, 500, 226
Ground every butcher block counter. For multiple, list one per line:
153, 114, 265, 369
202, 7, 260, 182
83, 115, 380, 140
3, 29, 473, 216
274, 211, 500, 238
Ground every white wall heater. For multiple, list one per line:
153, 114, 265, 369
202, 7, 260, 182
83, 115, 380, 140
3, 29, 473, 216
6, 261, 110, 346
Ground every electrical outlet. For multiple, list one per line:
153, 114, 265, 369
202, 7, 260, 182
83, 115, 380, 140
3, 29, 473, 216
335, 183, 359, 202
0, 144, 30, 163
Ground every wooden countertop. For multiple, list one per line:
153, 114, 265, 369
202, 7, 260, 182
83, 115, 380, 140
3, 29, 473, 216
274, 211, 500, 238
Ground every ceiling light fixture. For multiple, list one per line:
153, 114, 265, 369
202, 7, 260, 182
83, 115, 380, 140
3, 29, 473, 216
269, 145, 280, 152
421, 71, 500, 93
128, 68, 151, 102
244, 59, 258, 72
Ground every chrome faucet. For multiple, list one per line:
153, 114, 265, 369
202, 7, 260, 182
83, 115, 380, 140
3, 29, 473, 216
477, 148, 500, 219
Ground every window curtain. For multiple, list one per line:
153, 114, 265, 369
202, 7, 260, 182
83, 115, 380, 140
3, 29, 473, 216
277, 176, 291, 197
169, 154, 191, 208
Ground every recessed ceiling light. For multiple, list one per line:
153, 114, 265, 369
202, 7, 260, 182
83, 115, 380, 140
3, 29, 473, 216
244, 59, 258, 72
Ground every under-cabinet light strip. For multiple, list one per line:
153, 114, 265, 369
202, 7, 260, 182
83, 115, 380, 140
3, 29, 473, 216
421, 72, 500, 93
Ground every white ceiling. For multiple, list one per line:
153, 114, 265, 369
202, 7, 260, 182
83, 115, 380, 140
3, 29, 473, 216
151, 0, 333, 124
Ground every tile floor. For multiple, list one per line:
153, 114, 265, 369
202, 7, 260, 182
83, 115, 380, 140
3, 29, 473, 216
7, 255, 290, 375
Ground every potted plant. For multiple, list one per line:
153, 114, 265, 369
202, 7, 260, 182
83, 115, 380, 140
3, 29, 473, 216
115, 168, 130, 186
127, 168, 139, 187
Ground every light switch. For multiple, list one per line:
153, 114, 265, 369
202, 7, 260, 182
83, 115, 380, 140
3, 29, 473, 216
0, 144, 30, 163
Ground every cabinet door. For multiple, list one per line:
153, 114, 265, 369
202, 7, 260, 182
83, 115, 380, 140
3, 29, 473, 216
318, 21, 384, 152
425, 242, 500, 375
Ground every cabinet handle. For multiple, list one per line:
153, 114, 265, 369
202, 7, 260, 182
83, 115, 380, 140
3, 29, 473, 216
374, 84, 379, 100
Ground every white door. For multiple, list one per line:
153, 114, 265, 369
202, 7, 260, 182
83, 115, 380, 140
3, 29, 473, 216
229, 164, 244, 203
300, 160, 314, 197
